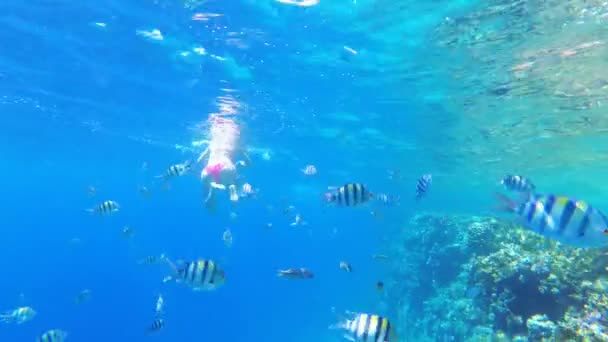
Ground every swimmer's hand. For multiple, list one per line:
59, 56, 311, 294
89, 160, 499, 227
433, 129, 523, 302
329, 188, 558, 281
196, 148, 210, 163
210, 182, 226, 190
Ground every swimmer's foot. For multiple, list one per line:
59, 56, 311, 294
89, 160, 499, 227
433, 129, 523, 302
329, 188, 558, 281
229, 185, 239, 202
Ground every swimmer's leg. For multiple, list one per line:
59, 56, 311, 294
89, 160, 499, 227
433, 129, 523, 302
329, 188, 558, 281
228, 184, 239, 202
204, 184, 217, 211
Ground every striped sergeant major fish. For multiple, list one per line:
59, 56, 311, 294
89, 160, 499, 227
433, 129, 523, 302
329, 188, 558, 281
163, 258, 226, 291
146, 318, 165, 334
86, 200, 120, 215
36, 329, 68, 342
331, 312, 397, 342
156, 160, 192, 180
415, 174, 432, 200
0, 306, 36, 324
324, 183, 373, 207
501, 174, 535, 193
496, 193, 608, 248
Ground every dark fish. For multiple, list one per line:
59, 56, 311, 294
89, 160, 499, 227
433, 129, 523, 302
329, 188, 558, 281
278, 268, 314, 279
74, 289, 92, 304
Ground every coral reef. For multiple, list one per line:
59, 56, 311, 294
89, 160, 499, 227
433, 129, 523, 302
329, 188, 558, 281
391, 213, 608, 341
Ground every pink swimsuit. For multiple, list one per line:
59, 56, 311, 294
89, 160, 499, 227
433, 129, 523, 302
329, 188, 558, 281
205, 163, 224, 182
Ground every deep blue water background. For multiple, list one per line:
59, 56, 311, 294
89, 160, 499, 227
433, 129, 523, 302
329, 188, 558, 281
0, 1, 436, 341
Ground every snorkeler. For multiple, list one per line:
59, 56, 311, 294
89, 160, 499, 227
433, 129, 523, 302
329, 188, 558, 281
197, 114, 249, 210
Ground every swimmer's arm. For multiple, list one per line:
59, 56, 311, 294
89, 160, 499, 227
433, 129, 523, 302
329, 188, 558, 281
196, 148, 209, 164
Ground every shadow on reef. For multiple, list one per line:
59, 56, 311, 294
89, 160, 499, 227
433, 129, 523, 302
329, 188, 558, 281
389, 213, 608, 341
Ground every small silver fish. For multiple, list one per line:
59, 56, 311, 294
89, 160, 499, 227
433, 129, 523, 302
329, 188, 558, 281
138, 254, 166, 265
339, 262, 352, 273
155, 294, 164, 317
278, 268, 314, 279
75, 289, 92, 304
302, 165, 317, 176
223, 229, 233, 248
122, 226, 134, 239
290, 214, 306, 226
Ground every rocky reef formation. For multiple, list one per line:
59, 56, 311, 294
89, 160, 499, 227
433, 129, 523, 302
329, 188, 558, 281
390, 213, 608, 341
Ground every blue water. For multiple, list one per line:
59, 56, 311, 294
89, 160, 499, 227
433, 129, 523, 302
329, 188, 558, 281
1, 1, 428, 341
9, 0, 608, 341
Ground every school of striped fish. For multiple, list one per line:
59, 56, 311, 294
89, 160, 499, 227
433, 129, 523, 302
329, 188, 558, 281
11, 156, 608, 342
